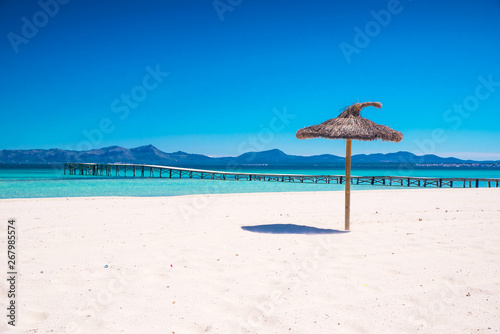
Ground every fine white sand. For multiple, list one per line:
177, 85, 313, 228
0, 188, 499, 333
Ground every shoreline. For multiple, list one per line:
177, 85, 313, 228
1, 188, 499, 333
1, 185, 499, 202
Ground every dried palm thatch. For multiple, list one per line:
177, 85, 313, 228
295, 102, 403, 231
296, 102, 403, 142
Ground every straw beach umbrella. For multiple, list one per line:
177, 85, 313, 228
296, 102, 403, 230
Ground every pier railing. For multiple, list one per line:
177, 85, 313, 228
64, 162, 500, 188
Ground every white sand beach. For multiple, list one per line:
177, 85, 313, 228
1, 188, 499, 333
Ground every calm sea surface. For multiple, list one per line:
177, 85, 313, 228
1, 164, 500, 199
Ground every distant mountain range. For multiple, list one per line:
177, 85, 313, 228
0, 145, 499, 167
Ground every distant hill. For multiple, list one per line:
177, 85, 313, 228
220, 149, 345, 165
350, 151, 475, 164
0, 145, 498, 166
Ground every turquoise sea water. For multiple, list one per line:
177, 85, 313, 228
1, 164, 500, 199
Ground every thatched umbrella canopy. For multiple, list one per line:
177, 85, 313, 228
296, 102, 403, 230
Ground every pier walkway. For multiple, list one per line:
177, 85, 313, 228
64, 163, 500, 188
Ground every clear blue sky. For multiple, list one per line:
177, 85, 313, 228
1, 0, 500, 159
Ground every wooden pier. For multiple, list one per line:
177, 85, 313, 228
63, 162, 500, 188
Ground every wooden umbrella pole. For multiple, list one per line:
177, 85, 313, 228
345, 139, 352, 230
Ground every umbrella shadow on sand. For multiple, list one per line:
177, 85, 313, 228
241, 224, 349, 235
